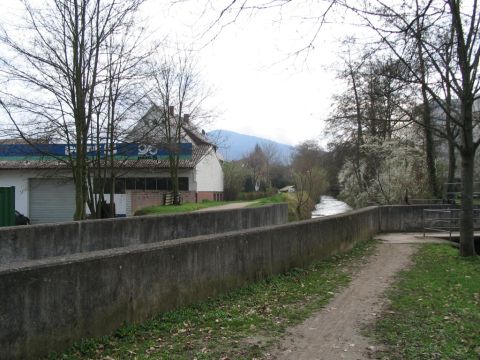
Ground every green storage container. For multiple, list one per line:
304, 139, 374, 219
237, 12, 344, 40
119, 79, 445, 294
0, 186, 15, 227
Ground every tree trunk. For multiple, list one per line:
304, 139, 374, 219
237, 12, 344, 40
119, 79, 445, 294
447, 140, 456, 184
74, 158, 85, 220
169, 152, 180, 205
74, 153, 87, 220
445, 88, 456, 185
447, 0, 477, 256
423, 116, 440, 198
459, 97, 477, 256
415, 12, 440, 199
460, 150, 477, 256
444, 24, 456, 186
351, 69, 364, 191
419, 65, 440, 198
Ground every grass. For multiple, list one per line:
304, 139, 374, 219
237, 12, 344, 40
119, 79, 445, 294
248, 193, 312, 222
248, 193, 288, 207
372, 244, 480, 360
50, 240, 378, 360
134, 201, 232, 216
135, 193, 291, 217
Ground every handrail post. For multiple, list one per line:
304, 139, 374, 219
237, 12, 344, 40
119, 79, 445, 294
422, 209, 425, 237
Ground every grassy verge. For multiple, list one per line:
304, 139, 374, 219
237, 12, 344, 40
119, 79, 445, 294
372, 244, 480, 359
134, 201, 232, 216
50, 240, 378, 360
248, 193, 287, 207
249, 193, 313, 222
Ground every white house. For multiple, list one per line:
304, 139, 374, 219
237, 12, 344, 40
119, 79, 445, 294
0, 109, 224, 224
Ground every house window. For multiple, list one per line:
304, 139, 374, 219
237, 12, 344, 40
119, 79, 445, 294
179, 177, 189, 191
119, 177, 188, 191
157, 177, 169, 190
125, 178, 136, 190
93, 178, 126, 194
145, 178, 157, 190
115, 179, 126, 194
135, 178, 145, 191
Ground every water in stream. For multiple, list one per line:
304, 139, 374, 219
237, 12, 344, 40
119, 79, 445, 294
311, 195, 352, 218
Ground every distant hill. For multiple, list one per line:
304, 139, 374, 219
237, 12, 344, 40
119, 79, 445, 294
207, 129, 294, 162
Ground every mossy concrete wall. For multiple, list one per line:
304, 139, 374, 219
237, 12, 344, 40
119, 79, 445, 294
0, 204, 288, 264
0, 206, 380, 359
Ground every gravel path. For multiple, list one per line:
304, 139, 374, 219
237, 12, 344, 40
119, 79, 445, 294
266, 234, 434, 360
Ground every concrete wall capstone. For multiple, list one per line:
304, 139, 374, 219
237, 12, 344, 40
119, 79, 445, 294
0, 203, 288, 264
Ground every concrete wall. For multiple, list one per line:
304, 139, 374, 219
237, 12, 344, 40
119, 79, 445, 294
0, 203, 288, 264
380, 204, 461, 232
0, 206, 379, 360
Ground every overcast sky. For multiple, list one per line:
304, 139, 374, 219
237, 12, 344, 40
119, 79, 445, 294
141, 1, 363, 147
0, 0, 366, 147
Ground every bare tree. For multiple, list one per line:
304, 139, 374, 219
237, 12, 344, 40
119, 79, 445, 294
143, 51, 211, 204
244, 144, 268, 191
348, 0, 480, 255
86, 21, 151, 218
260, 142, 281, 188
291, 140, 329, 219
0, 0, 145, 220
209, 0, 480, 256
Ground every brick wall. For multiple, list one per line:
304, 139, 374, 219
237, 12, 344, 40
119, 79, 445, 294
129, 191, 197, 213
130, 191, 165, 213
197, 191, 223, 202
181, 191, 197, 203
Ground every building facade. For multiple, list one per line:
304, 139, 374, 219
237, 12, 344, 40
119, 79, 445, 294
0, 120, 223, 224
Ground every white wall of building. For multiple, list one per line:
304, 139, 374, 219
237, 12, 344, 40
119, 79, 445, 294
194, 149, 224, 192
0, 152, 221, 222
0, 170, 31, 215
86, 194, 127, 216
0, 170, 74, 217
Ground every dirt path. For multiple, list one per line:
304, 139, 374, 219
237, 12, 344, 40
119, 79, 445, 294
267, 234, 429, 360
194, 202, 255, 212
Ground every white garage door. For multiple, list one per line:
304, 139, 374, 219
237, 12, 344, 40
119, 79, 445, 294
29, 178, 76, 224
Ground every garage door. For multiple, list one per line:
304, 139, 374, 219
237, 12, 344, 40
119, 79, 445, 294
29, 179, 75, 224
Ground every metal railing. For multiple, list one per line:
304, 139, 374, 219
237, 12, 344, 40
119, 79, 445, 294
422, 208, 480, 239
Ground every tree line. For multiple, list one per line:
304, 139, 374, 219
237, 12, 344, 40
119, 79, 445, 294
223, 141, 330, 219
212, 0, 479, 256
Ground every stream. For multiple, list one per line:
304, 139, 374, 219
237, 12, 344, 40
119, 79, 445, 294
311, 195, 352, 218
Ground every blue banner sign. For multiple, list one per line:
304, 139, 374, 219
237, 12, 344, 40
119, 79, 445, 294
0, 143, 192, 161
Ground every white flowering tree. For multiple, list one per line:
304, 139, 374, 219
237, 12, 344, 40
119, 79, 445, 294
339, 139, 429, 207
